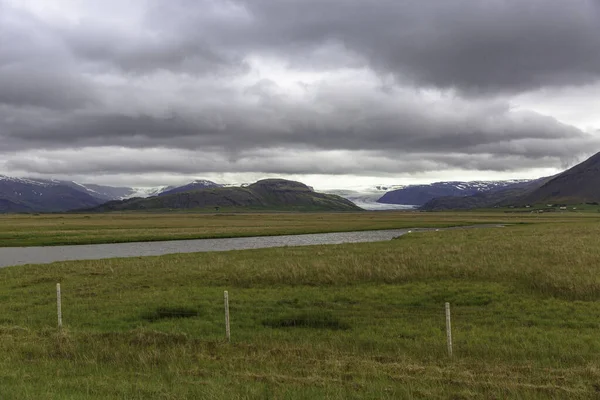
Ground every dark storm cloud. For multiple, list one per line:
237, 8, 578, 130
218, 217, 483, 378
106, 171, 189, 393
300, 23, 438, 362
0, 67, 98, 110
2, 146, 585, 179
2, 88, 596, 166
0, 3, 98, 109
61, 25, 249, 76
1, 0, 599, 180
146, 0, 600, 93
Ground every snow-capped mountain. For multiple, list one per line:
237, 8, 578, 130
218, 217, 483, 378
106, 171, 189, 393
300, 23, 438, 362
377, 179, 535, 206
0, 173, 540, 213
0, 175, 180, 213
0, 175, 104, 212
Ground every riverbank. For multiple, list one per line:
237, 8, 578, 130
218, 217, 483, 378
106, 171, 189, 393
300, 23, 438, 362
0, 210, 585, 247
0, 225, 506, 268
1, 221, 600, 398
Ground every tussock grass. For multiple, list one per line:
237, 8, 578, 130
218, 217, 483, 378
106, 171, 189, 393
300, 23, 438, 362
262, 311, 351, 330
2, 215, 600, 397
140, 306, 200, 322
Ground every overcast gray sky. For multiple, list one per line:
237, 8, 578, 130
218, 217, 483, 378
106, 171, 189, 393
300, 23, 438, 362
1, 0, 599, 189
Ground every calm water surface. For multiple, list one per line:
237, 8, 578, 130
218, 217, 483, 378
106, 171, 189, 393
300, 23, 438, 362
0, 225, 503, 268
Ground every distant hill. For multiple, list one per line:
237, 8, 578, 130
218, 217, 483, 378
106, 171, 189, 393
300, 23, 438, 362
159, 180, 222, 196
377, 180, 536, 206
0, 176, 103, 213
79, 179, 363, 212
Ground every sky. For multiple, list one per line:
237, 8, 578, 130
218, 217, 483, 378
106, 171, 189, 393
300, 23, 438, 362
1, 0, 599, 190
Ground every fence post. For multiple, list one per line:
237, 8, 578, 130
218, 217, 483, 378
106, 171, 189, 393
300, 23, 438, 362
57, 283, 63, 329
445, 302, 452, 357
224, 290, 230, 342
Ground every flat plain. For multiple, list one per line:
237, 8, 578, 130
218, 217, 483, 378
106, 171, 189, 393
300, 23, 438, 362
1, 211, 600, 398
0, 210, 582, 247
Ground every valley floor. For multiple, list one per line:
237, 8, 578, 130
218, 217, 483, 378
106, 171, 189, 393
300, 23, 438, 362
1, 213, 600, 398
0, 209, 591, 247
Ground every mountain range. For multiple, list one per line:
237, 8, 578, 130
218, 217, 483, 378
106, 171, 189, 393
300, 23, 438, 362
419, 177, 553, 211
3, 150, 600, 213
376, 179, 538, 206
0, 176, 360, 213
0, 176, 103, 213
0, 175, 182, 213
418, 151, 600, 210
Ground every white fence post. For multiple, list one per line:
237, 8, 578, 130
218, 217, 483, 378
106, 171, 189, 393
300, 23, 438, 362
224, 290, 230, 342
445, 302, 452, 357
57, 283, 63, 329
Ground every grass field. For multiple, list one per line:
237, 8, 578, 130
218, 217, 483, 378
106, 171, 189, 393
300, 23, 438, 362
1, 212, 600, 398
0, 210, 590, 247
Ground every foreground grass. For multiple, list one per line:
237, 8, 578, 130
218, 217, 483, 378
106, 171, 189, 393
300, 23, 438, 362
2, 219, 600, 398
0, 210, 592, 247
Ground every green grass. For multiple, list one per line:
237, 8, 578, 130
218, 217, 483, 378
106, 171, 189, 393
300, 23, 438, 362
476, 202, 600, 213
0, 210, 558, 247
3, 217, 600, 397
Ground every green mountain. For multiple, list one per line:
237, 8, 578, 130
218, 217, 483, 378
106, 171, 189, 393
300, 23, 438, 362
519, 152, 600, 204
420, 186, 536, 211
420, 176, 554, 211
79, 179, 363, 212
420, 151, 600, 211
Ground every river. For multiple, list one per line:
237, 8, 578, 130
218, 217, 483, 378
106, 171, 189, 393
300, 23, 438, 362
0, 225, 503, 268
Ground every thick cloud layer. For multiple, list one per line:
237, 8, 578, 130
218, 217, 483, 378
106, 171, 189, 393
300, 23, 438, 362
1, 0, 599, 186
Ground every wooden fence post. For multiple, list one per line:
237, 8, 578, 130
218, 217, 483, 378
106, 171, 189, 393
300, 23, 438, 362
445, 302, 452, 357
224, 291, 230, 342
57, 283, 63, 329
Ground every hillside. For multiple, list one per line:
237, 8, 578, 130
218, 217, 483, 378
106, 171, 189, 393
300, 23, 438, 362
520, 152, 600, 204
377, 180, 535, 206
420, 187, 534, 211
420, 177, 552, 210
0, 175, 180, 213
80, 179, 363, 212
421, 151, 600, 210
0, 176, 103, 213
158, 179, 221, 196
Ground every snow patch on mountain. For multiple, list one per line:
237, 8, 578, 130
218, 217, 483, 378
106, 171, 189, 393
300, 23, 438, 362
0, 175, 58, 187
377, 179, 536, 206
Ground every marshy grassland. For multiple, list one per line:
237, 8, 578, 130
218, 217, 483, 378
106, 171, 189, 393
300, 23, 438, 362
2, 212, 600, 398
0, 209, 589, 247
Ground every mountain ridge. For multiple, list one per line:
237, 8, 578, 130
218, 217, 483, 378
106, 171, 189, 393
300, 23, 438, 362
418, 152, 600, 211
78, 179, 363, 212
377, 179, 536, 206
0, 175, 104, 213
158, 180, 222, 196
519, 153, 600, 204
